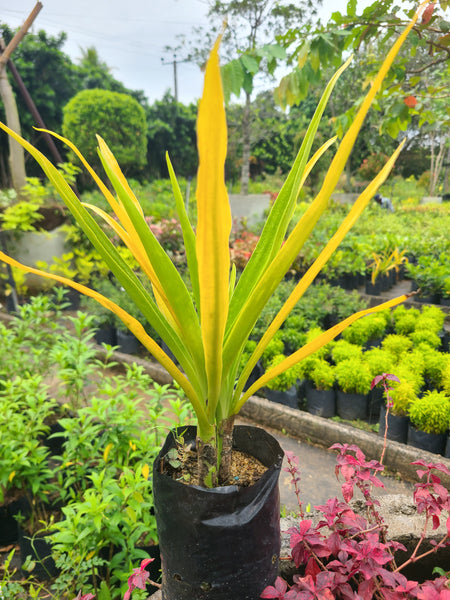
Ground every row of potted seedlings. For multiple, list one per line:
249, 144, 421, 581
253, 302, 450, 457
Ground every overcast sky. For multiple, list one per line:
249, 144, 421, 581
2, 0, 360, 105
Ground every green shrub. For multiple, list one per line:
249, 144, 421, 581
261, 336, 285, 368
408, 390, 450, 434
332, 339, 363, 364
395, 313, 418, 335
420, 347, 449, 389
63, 89, 147, 176
310, 360, 335, 391
409, 329, 441, 350
282, 328, 307, 354
363, 348, 395, 378
381, 334, 413, 362
296, 355, 320, 380
335, 359, 372, 395
265, 354, 299, 391
389, 381, 417, 417
342, 319, 371, 346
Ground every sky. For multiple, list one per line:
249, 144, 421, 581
1, 0, 361, 105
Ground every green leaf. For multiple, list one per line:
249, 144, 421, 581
240, 54, 260, 74
347, 0, 357, 17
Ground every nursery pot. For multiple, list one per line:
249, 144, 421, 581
153, 425, 284, 600
115, 328, 141, 354
336, 390, 368, 421
407, 426, 447, 456
445, 435, 450, 459
0, 495, 30, 545
378, 406, 409, 444
94, 323, 117, 346
264, 385, 299, 409
305, 384, 335, 418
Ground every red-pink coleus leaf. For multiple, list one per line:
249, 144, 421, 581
260, 576, 292, 599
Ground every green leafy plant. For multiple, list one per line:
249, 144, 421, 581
310, 360, 335, 391
264, 354, 299, 392
331, 339, 363, 364
0, 14, 418, 485
0, 376, 59, 533
335, 358, 373, 395
408, 390, 450, 434
388, 380, 417, 417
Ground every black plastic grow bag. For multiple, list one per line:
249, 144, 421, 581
153, 425, 283, 600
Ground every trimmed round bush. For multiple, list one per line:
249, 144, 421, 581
63, 89, 147, 174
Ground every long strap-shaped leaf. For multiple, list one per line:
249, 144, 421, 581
37, 129, 203, 369
0, 250, 209, 425
96, 140, 206, 376
236, 293, 411, 411
226, 56, 352, 334
232, 139, 406, 405
222, 2, 426, 374
166, 154, 200, 308
196, 35, 231, 419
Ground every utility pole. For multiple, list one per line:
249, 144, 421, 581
161, 54, 179, 102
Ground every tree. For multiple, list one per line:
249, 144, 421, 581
0, 26, 80, 154
76, 45, 148, 107
275, 1, 449, 134
146, 92, 197, 179
170, 0, 321, 194
62, 89, 147, 180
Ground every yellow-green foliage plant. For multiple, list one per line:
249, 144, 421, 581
0, 5, 427, 486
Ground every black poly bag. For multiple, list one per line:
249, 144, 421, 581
153, 425, 284, 600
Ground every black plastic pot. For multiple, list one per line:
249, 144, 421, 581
365, 279, 381, 296
0, 495, 30, 545
115, 329, 141, 354
264, 385, 298, 409
445, 435, 450, 459
368, 386, 384, 423
19, 526, 59, 581
305, 385, 335, 418
336, 390, 369, 421
407, 426, 447, 456
153, 425, 283, 600
94, 323, 117, 346
378, 406, 409, 444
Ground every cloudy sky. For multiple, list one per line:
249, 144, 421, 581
2, 0, 356, 104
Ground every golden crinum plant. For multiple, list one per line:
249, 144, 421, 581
0, 4, 427, 486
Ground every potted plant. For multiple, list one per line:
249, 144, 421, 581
305, 359, 336, 418
335, 358, 373, 421
379, 380, 417, 443
331, 339, 363, 364
408, 390, 450, 455
0, 12, 420, 597
263, 354, 300, 408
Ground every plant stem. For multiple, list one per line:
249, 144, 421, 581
196, 424, 217, 487
218, 415, 235, 484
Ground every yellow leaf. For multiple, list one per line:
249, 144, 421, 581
86, 550, 96, 561
103, 443, 113, 463
196, 33, 231, 415
8, 471, 15, 483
